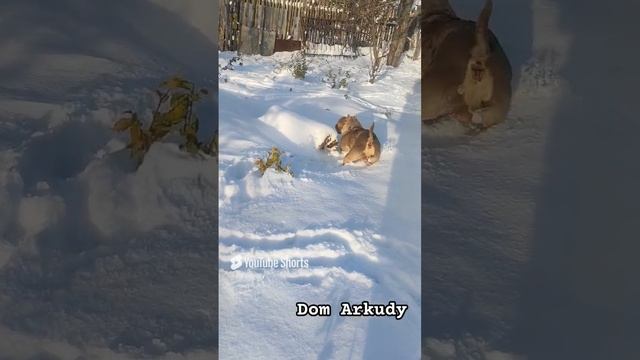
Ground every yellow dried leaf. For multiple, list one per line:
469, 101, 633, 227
113, 117, 134, 132
170, 93, 190, 107
160, 101, 189, 126
161, 76, 192, 90
149, 125, 170, 141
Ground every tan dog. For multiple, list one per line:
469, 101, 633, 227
422, 0, 512, 129
335, 115, 381, 166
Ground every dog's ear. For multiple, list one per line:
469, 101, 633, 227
336, 116, 346, 134
369, 122, 375, 132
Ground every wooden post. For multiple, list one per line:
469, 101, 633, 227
387, 0, 414, 67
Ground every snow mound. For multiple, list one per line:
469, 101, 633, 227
259, 105, 336, 152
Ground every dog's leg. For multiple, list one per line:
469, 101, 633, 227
423, 113, 451, 126
318, 135, 332, 150
451, 110, 473, 125
342, 149, 364, 165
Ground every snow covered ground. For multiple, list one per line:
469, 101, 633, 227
218, 52, 421, 359
0, 0, 218, 358
422, 0, 640, 359
421, 0, 566, 358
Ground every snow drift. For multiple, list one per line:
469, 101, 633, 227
0, 0, 218, 358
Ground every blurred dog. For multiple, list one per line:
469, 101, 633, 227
422, 0, 512, 129
335, 114, 363, 137
335, 115, 381, 166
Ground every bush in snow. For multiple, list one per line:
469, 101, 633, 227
219, 55, 243, 83
112, 76, 216, 167
255, 147, 294, 177
323, 68, 352, 89
221, 55, 243, 71
288, 52, 309, 80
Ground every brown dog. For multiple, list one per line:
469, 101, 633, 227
335, 115, 381, 166
422, 0, 512, 129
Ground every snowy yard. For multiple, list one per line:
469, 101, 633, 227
0, 1, 218, 358
218, 51, 421, 359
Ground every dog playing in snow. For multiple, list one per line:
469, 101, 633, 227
422, 0, 512, 130
334, 115, 381, 166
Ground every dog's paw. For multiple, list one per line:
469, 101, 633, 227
464, 122, 490, 135
471, 111, 484, 124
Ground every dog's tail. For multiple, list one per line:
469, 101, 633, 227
473, 0, 493, 58
367, 122, 375, 145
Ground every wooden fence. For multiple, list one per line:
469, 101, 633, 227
218, 0, 403, 56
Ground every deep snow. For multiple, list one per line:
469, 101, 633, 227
0, 0, 218, 358
218, 51, 421, 359
422, 0, 640, 359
